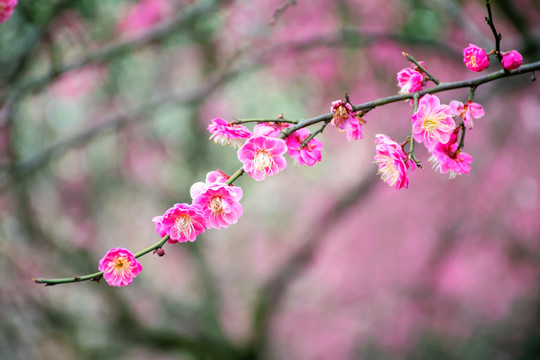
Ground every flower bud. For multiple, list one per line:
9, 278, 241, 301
501, 50, 523, 70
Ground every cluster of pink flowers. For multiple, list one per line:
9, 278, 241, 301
376, 70, 487, 188
463, 43, 523, 72
99, 169, 243, 287
0, 0, 17, 24
209, 118, 326, 181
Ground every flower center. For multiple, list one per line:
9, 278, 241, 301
376, 154, 399, 187
466, 55, 478, 68
111, 256, 132, 277
253, 150, 275, 172
210, 196, 223, 215
175, 215, 195, 238
333, 105, 349, 126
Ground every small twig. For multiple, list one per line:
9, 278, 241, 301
485, 0, 503, 62
402, 52, 440, 85
301, 121, 329, 148
270, 0, 297, 25
468, 86, 477, 101
233, 118, 297, 125
408, 94, 424, 169
457, 123, 466, 152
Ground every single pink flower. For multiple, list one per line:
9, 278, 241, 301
155, 203, 207, 243
0, 0, 17, 24
374, 134, 414, 190
429, 131, 473, 178
330, 100, 364, 141
253, 122, 290, 138
463, 44, 490, 72
237, 135, 287, 181
396, 67, 424, 95
98, 248, 142, 287
411, 94, 455, 149
501, 50, 523, 70
190, 176, 243, 229
208, 118, 252, 148
285, 128, 323, 166
449, 100, 485, 129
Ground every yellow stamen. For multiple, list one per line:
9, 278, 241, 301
175, 215, 195, 238
210, 196, 223, 215
253, 150, 275, 172
376, 154, 399, 187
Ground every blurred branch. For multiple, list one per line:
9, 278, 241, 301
0, 67, 240, 189
270, 0, 297, 25
250, 176, 378, 357
0, 0, 226, 127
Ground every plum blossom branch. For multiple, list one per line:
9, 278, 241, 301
32, 59, 540, 287
283, 60, 540, 137
33, 235, 170, 286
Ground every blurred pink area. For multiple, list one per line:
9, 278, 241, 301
5, 0, 540, 359
117, 0, 173, 37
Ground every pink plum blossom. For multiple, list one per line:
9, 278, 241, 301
411, 94, 455, 149
374, 134, 414, 190
237, 135, 287, 181
396, 67, 424, 95
190, 175, 243, 229
501, 50, 523, 70
253, 122, 290, 138
429, 130, 473, 178
153, 203, 207, 243
449, 100, 485, 129
330, 100, 364, 141
208, 118, 252, 148
0, 0, 17, 24
463, 44, 490, 72
285, 128, 323, 166
98, 248, 142, 287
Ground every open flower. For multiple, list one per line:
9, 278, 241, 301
449, 100, 485, 130
208, 118, 252, 148
285, 128, 323, 166
397, 67, 424, 95
98, 248, 142, 287
153, 203, 207, 243
463, 44, 490, 72
0, 0, 17, 23
501, 50, 523, 70
411, 94, 455, 149
330, 100, 364, 141
429, 130, 473, 178
237, 135, 287, 181
374, 134, 414, 190
190, 177, 243, 229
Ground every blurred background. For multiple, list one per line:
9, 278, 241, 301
1, 0, 540, 359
